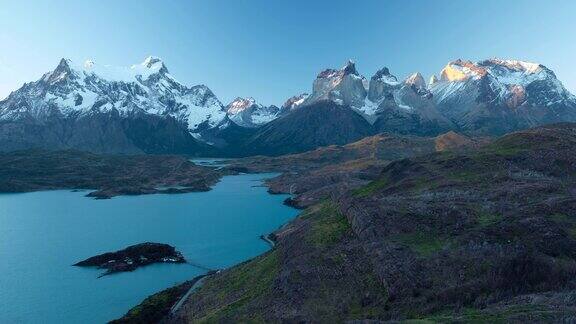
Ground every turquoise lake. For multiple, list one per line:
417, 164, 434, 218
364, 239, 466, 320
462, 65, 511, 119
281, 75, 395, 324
0, 172, 298, 323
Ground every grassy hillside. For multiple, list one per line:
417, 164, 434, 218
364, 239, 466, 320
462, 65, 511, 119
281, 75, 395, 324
174, 123, 576, 322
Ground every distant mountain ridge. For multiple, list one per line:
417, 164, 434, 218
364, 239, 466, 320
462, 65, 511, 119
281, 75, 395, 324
0, 56, 575, 155
225, 97, 282, 128
430, 59, 576, 134
0, 57, 226, 131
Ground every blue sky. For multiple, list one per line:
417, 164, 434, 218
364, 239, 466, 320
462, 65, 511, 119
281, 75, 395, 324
1, 0, 575, 105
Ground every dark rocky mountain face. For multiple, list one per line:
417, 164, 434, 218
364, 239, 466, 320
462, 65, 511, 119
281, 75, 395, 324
280, 93, 309, 114
0, 110, 210, 154
121, 112, 215, 155
238, 100, 373, 156
199, 116, 258, 153
372, 82, 453, 136
0, 111, 139, 153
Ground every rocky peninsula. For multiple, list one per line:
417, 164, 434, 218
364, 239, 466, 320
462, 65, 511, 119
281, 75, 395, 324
0, 149, 230, 199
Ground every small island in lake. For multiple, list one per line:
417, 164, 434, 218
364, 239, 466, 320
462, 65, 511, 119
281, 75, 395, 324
74, 242, 186, 277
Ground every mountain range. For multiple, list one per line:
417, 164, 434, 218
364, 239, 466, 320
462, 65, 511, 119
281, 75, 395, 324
1, 56, 575, 155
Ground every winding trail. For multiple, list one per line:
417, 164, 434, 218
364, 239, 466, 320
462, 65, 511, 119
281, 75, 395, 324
170, 234, 276, 316
166, 171, 287, 319
170, 270, 218, 315
167, 259, 217, 315
260, 233, 276, 248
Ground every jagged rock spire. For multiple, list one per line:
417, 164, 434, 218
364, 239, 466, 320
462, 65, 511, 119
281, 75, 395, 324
405, 72, 426, 89
342, 59, 358, 75
371, 67, 393, 80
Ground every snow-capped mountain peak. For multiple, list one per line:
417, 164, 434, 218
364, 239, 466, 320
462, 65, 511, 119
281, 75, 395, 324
227, 97, 257, 114
439, 59, 486, 82
342, 59, 359, 75
433, 58, 570, 98
478, 58, 571, 108
2, 56, 575, 155
225, 97, 281, 128
438, 58, 550, 85
371, 67, 399, 86
282, 93, 309, 111
304, 60, 367, 109
0, 57, 227, 132
132, 56, 170, 79
366, 66, 400, 103
41, 58, 76, 85
61, 56, 172, 83
477, 58, 553, 87
141, 56, 163, 68
405, 72, 426, 90
483, 58, 543, 74
83, 59, 95, 69
403, 72, 432, 100
430, 58, 576, 133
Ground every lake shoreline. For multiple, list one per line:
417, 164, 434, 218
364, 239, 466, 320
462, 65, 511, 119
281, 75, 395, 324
110, 172, 299, 323
0, 150, 232, 199
110, 270, 218, 323
0, 171, 298, 323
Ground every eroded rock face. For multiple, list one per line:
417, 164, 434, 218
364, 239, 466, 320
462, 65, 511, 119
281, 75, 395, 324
369, 70, 452, 136
304, 60, 367, 109
434, 130, 481, 151
367, 67, 399, 103
239, 100, 373, 156
372, 90, 451, 136
439, 59, 488, 82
